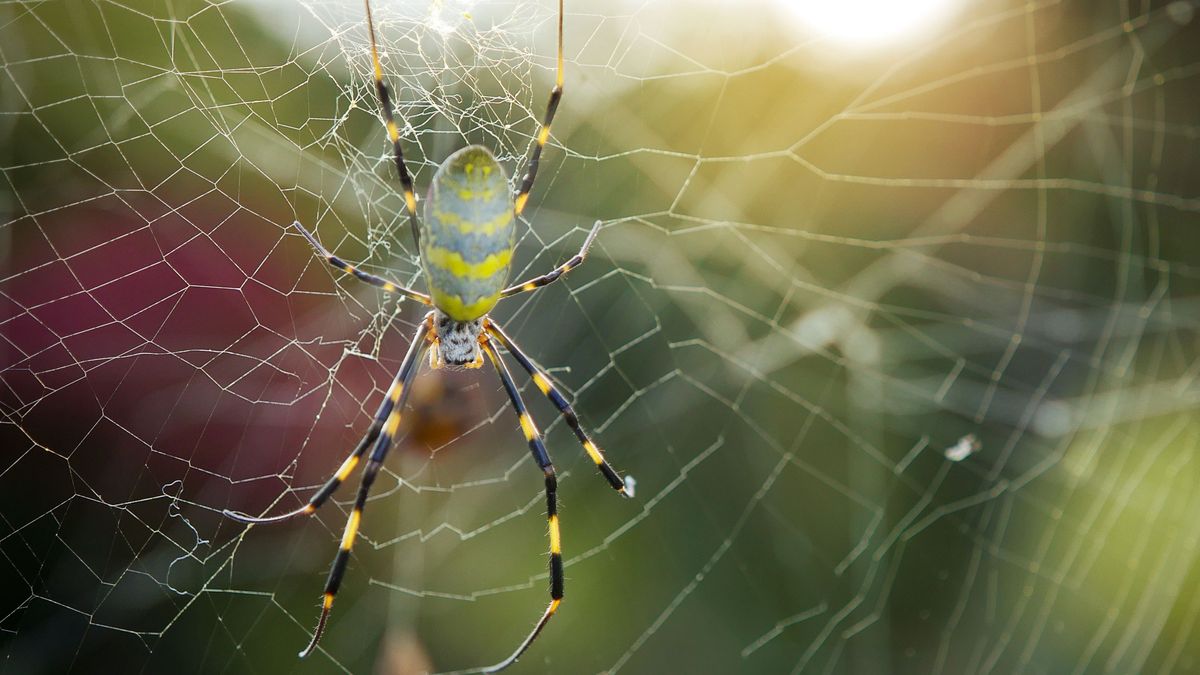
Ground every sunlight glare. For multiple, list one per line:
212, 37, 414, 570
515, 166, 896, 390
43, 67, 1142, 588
787, 0, 962, 47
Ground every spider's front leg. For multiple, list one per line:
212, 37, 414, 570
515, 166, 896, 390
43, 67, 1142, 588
501, 220, 602, 298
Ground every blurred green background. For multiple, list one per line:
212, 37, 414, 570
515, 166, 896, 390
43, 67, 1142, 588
2, 0, 1199, 673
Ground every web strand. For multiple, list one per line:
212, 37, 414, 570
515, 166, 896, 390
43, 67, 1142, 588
1, 1, 1198, 673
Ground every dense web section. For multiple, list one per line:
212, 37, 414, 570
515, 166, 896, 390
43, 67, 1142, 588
2, 0, 1200, 673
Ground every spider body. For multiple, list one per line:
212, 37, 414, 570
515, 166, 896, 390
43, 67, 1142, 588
421, 145, 516, 325
223, 1, 632, 671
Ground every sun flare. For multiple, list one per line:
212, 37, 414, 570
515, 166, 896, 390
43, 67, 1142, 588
787, 0, 962, 47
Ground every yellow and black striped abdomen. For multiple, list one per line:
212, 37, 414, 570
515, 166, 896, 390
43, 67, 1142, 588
421, 146, 516, 321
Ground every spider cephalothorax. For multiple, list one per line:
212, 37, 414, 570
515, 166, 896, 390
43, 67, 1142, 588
432, 311, 484, 368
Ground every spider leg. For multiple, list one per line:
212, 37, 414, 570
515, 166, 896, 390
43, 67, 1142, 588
223, 314, 435, 524
364, 0, 422, 247
298, 316, 432, 658
223, 422, 376, 525
486, 320, 631, 496
480, 336, 562, 673
293, 221, 431, 304
512, 0, 565, 217
501, 220, 601, 298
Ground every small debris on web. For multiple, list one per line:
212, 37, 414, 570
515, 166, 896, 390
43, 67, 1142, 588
944, 434, 980, 462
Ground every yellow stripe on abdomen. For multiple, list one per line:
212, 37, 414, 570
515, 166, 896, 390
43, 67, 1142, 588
424, 246, 513, 280
429, 207, 513, 236
428, 289, 501, 321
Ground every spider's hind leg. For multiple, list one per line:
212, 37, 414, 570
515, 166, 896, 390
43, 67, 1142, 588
297, 315, 432, 658
480, 336, 563, 671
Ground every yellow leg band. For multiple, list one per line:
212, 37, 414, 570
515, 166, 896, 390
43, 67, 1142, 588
335, 454, 361, 481
583, 440, 604, 466
340, 509, 362, 550
548, 515, 561, 554
519, 412, 538, 441
384, 410, 402, 437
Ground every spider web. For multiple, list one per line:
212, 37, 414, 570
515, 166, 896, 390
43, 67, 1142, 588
3, 0, 1199, 672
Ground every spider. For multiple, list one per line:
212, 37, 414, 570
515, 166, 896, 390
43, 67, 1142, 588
222, 0, 632, 671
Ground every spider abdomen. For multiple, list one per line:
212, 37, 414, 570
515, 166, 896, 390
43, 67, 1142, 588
421, 145, 516, 321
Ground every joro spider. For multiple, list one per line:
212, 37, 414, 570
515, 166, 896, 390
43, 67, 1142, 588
222, 0, 632, 670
